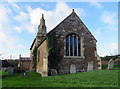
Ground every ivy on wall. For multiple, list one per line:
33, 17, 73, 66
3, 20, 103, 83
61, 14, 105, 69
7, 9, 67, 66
32, 46, 37, 72
46, 31, 62, 69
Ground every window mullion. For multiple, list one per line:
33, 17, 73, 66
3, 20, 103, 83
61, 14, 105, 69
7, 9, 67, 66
77, 36, 78, 56
78, 38, 80, 56
73, 35, 74, 56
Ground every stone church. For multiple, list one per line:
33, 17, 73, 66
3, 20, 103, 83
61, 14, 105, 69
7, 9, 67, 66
30, 9, 102, 76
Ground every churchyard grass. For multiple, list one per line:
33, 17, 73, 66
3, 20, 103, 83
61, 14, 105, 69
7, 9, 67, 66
2, 65, 119, 87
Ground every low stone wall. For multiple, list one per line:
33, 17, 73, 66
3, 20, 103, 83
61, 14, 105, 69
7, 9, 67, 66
102, 60, 109, 65
102, 60, 119, 65
20, 60, 31, 71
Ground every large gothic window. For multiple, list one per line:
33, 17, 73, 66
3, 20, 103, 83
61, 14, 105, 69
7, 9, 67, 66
65, 34, 81, 56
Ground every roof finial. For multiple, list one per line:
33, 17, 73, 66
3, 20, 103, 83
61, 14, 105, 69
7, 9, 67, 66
72, 9, 74, 12
40, 13, 45, 26
19, 54, 21, 59
40, 14, 45, 24
42, 14, 44, 18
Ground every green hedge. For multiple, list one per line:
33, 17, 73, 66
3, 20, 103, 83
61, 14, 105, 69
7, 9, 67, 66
100, 56, 118, 61
102, 64, 120, 70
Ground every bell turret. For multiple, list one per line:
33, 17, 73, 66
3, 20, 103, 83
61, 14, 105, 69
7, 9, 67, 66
36, 14, 47, 47
37, 14, 46, 35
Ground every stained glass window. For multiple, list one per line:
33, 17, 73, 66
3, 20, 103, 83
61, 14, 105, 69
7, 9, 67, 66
65, 34, 81, 56
70, 35, 73, 56
78, 38, 81, 56
74, 35, 77, 56
66, 36, 69, 56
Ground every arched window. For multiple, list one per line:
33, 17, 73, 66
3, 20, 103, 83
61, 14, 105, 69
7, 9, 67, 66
65, 34, 81, 56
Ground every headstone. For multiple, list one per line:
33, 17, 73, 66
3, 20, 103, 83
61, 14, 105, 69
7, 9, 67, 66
20, 73, 27, 77
70, 64, 76, 73
81, 68, 85, 72
50, 69, 58, 76
4, 68, 7, 72
115, 58, 120, 64
18, 62, 20, 68
0, 68, 6, 72
87, 61, 93, 71
108, 59, 114, 70
8, 67, 14, 76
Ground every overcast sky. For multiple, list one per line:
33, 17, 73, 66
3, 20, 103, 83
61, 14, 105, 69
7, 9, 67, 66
0, 1, 118, 59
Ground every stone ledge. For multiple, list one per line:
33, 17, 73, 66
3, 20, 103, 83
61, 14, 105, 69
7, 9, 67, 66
64, 56, 85, 59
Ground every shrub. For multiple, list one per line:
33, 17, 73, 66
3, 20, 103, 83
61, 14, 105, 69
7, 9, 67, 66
102, 65, 108, 70
102, 64, 120, 70
25, 71, 42, 77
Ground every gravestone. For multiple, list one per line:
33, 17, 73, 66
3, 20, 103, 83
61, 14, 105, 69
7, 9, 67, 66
108, 59, 114, 70
70, 64, 76, 73
81, 68, 85, 72
8, 67, 14, 76
87, 61, 93, 71
4, 68, 7, 72
1, 68, 7, 72
50, 69, 58, 76
18, 62, 20, 68
20, 73, 27, 77
115, 58, 120, 64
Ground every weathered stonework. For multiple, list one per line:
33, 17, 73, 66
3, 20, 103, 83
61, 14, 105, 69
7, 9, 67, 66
48, 11, 99, 74
37, 40, 48, 76
30, 14, 47, 72
30, 9, 101, 76
18, 55, 31, 71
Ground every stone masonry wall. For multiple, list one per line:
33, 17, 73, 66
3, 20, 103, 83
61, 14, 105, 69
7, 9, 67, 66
49, 12, 98, 74
36, 11, 99, 75
20, 60, 31, 71
37, 40, 48, 74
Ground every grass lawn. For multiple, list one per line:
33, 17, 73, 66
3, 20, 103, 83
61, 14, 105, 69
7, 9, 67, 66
2, 65, 119, 87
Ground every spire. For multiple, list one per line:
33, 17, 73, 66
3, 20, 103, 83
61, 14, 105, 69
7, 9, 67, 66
72, 9, 74, 12
42, 14, 44, 19
40, 14, 45, 25
36, 14, 47, 47
37, 14, 47, 34
19, 54, 21, 59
